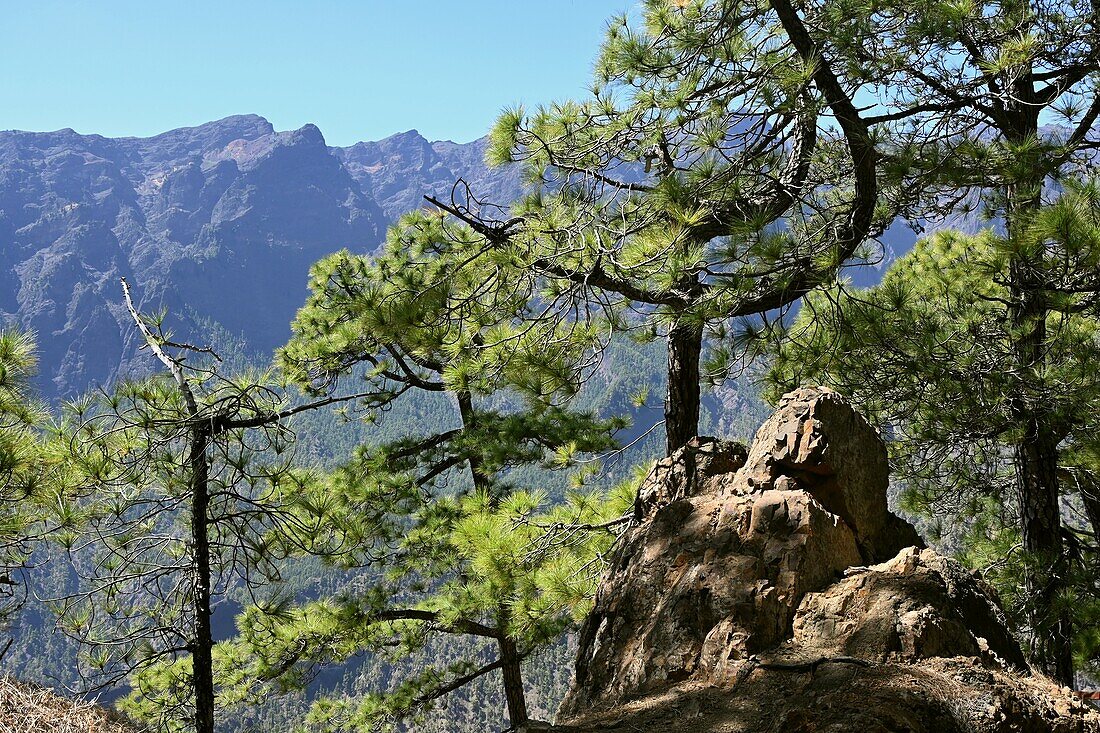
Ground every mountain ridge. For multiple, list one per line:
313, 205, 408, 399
0, 113, 929, 400
0, 114, 524, 399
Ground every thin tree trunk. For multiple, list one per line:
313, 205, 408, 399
121, 279, 218, 731
1003, 102, 1074, 682
455, 390, 530, 726
665, 323, 703, 456
456, 390, 489, 493
189, 427, 216, 733
498, 636, 528, 728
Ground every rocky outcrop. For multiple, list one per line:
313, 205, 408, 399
735, 387, 923, 562
790, 547, 1027, 670
555, 387, 1099, 733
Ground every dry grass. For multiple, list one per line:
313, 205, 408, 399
0, 677, 140, 733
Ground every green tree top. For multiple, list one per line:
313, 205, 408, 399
767, 179, 1100, 679
416, 0, 886, 453
816, 0, 1099, 220
281, 211, 605, 406
0, 328, 52, 641
240, 213, 629, 730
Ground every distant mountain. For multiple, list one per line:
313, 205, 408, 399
0, 115, 525, 399
336, 130, 523, 222
1, 113, 932, 401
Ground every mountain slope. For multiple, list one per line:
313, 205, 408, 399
0, 115, 526, 399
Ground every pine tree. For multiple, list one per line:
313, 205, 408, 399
425, 0, 884, 455
53, 280, 368, 733
766, 0, 1100, 683
219, 217, 629, 730
768, 179, 1100, 681
0, 328, 51, 651
222, 474, 633, 731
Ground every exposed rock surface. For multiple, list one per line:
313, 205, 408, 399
0, 116, 923, 402
790, 547, 1027, 670
0, 117, 527, 399
555, 387, 1099, 732
735, 387, 923, 563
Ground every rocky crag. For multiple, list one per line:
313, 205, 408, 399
0, 116, 523, 399
547, 387, 1098, 733
1, 115, 918, 402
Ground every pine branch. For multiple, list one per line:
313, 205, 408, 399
408, 657, 506, 708
120, 278, 200, 418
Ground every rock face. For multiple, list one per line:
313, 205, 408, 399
737, 387, 923, 563
0, 117, 527, 400
556, 387, 1100, 733
791, 547, 1027, 670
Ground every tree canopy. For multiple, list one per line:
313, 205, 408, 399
421, 0, 885, 454
769, 178, 1100, 679
220, 216, 631, 729
0, 329, 52, 645
795, 0, 1097, 683
6, 0, 1100, 727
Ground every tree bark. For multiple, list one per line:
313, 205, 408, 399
121, 279, 218, 731
456, 390, 490, 493
498, 636, 528, 729
1003, 91, 1073, 681
1007, 282, 1074, 685
188, 427, 216, 733
455, 390, 530, 725
665, 323, 703, 455
1013, 433, 1073, 685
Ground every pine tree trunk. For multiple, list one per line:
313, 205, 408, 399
498, 636, 528, 729
665, 323, 703, 456
1012, 425, 1073, 684
456, 390, 490, 493
1003, 97, 1073, 682
456, 392, 529, 724
1007, 281, 1073, 685
189, 427, 216, 733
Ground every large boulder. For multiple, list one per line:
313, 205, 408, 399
555, 387, 1099, 733
734, 386, 922, 562
790, 547, 1028, 670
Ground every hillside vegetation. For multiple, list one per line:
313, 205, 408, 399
0, 0, 1098, 731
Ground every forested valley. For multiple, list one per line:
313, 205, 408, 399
1, 0, 1099, 731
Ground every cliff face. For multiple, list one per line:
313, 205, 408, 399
551, 388, 1099, 733
0, 116, 526, 399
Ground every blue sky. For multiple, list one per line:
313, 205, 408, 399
2, 1, 635, 145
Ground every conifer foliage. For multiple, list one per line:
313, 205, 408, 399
6, 0, 1100, 727
221, 217, 630, 730
764, 0, 1100, 684
53, 280, 368, 733
0, 328, 51, 647
769, 180, 1100, 681
426, 0, 884, 455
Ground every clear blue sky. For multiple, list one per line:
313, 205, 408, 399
1, 0, 635, 145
